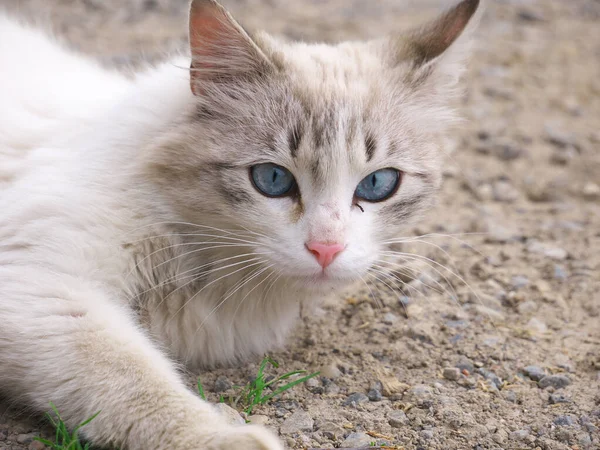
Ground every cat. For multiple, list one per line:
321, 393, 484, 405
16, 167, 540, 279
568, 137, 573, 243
0, 0, 480, 448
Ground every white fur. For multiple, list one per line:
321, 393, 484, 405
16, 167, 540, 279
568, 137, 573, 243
0, 1, 477, 448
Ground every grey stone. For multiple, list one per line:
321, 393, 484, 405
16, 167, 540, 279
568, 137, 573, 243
518, 8, 546, 22
539, 374, 572, 389
367, 389, 382, 402
319, 363, 341, 379
544, 125, 581, 151
340, 432, 373, 448
554, 415, 578, 427
523, 365, 546, 381
554, 265, 568, 280
420, 429, 434, 440
280, 410, 314, 434
382, 312, 398, 325
509, 429, 530, 440
29, 440, 47, 450
16, 434, 35, 445
214, 375, 232, 393
213, 403, 245, 426
455, 357, 475, 374
388, 410, 410, 428
343, 392, 369, 407
443, 367, 461, 381
492, 180, 520, 202
549, 393, 570, 404
511, 275, 530, 289
527, 241, 568, 260
319, 421, 345, 440
477, 369, 503, 389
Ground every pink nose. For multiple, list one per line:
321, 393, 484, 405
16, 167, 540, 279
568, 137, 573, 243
305, 242, 345, 269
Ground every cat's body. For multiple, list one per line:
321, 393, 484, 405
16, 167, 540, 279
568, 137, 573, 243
0, 1, 480, 449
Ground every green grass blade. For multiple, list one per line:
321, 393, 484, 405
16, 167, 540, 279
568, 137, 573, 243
197, 378, 206, 400
260, 371, 320, 404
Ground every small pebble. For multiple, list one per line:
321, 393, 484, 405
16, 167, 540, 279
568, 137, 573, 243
213, 403, 245, 425
525, 317, 548, 334
16, 434, 36, 445
388, 410, 410, 428
443, 367, 461, 381
319, 363, 342, 379
214, 375, 232, 393
420, 429, 434, 440
549, 393, 570, 404
527, 241, 568, 260
29, 440, 46, 450
582, 182, 600, 199
280, 410, 314, 434
382, 312, 398, 325
367, 389, 382, 402
340, 432, 373, 448
553, 265, 568, 281
455, 357, 475, 374
319, 421, 345, 440
509, 429, 530, 440
523, 365, 546, 381
554, 415, 578, 427
511, 275, 530, 289
476, 369, 503, 389
343, 392, 369, 407
539, 374, 572, 389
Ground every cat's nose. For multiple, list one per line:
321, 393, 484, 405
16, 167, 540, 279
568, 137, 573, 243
305, 242, 345, 269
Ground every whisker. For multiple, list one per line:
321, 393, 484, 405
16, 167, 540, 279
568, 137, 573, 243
127, 252, 270, 302
195, 264, 276, 335
166, 259, 268, 323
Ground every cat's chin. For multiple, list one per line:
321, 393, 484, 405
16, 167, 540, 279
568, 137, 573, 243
292, 271, 357, 293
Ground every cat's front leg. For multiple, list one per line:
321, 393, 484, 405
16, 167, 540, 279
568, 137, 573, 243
0, 274, 282, 450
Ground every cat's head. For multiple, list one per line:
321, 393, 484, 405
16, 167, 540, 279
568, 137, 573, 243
145, 0, 480, 291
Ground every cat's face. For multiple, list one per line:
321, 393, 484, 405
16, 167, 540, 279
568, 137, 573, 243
145, 0, 479, 291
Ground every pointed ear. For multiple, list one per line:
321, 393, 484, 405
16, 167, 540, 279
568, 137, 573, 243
389, 0, 481, 88
188, 0, 274, 95
406, 0, 480, 66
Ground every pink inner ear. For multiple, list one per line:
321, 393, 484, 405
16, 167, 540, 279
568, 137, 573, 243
189, 3, 233, 94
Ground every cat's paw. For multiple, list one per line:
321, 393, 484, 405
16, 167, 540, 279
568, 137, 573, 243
208, 425, 283, 450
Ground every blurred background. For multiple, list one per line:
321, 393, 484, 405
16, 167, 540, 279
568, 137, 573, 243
1, 1, 599, 449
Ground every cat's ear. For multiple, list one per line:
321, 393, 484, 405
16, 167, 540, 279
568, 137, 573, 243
388, 0, 481, 89
188, 0, 274, 95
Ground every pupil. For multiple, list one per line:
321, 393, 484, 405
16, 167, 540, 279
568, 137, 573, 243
272, 170, 278, 183
371, 174, 377, 188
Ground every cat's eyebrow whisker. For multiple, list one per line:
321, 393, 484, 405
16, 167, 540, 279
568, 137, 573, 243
194, 263, 276, 335
166, 258, 269, 324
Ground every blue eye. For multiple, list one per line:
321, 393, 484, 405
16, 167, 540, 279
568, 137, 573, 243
251, 163, 296, 197
355, 168, 401, 202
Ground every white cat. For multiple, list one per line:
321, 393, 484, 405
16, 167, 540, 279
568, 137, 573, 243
0, 0, 480, 448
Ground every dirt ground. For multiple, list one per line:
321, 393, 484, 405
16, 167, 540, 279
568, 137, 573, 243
1, 0, 599, 449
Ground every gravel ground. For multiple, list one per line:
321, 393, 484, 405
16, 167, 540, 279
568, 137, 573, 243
1, 1, 599, 449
